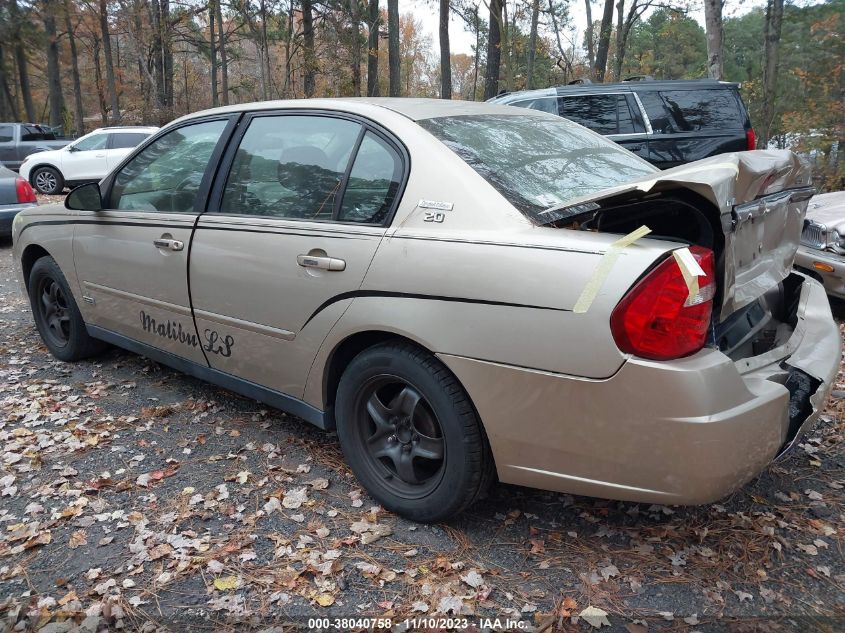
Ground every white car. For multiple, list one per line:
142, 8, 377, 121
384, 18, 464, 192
20, 126, 158, 194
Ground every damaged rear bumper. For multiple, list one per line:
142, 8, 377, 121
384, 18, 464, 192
438, 273, 840, 505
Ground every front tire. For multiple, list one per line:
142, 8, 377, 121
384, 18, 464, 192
28, 256, 105, 361
31, 166, 64, 195
335, 342, 493, 522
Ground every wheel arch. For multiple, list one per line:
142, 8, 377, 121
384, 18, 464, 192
323, 330, 424, 417
20, 243, 53, 291
28, 163, 63, 187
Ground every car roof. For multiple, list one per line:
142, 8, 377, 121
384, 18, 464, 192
492, 79, 741, 102
91, 126, 159, 132
172, 97, 549, 125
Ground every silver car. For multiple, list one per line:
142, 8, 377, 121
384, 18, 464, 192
11, 99, 841, 521
795, 191, 845, 298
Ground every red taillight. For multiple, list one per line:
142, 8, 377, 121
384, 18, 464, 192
610, 246, 716, 361
15, 177, 37, 204
746, 128, 756, 150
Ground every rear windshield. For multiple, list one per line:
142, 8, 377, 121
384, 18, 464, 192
418, 114, 656, 222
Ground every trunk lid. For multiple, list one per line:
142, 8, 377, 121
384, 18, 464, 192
544, 150, 815, 321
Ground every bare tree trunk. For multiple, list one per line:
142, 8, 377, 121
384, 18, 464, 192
471, 6, 479, 99
483, 0, 502, 99
387, 0, 400, 96
216, 0, 229, 104
549, 0, 574, 81
210, 1, 219, 106
92, 37, 107, 124
703, 0, 723, 79
42, 3, 64, 129
366, 0, 379, 96
259, 0, 271, 99
302, 0, 316, 97
349, 0, 362, 97
0, 45, 19, 120
502, 0, 513, 91
63, 0, 85, 135
10, 0, 35, 122
526, 0, 539, 89
613, 0, 624, 80
439, 0, 451, 98
759, 0, 784, 148
584, 0, 595, 75
99, 0, 120, 123
594, 0, 614, 82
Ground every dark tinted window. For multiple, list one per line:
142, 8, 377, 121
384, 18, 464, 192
111, 132, 149, 149
419, 114, 656, 222
338, 131, 402, 224
111, 120, 227, 212
511, 97, 558, 115
221, 115, 361, 220
658, 89, 744, 131
21, 125, 55, 141
0, 125, 12, 143
637, 92, 672, 134
558, 95, 636, 135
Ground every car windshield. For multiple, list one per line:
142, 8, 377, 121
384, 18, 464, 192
417, 114, 657, 223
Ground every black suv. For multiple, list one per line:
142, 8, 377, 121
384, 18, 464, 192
489, 78, 756, 169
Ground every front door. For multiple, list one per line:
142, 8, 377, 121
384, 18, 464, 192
189, 111, 405, 397
73, 117, 234, 364
63, 132, 111, 181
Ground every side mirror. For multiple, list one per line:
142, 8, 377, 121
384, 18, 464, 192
65, 182, 103, 211
67, 145, 78, 152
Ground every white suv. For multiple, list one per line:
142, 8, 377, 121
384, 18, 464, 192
20, 126, 158, 194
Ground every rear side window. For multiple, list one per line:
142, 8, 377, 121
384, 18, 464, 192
221, 115, 362, 220
558, 95, 636, 135
656, 89, 744, 132
0, 125, 12, 142
110, 132, 149, 149
21, 125, 54, 141
338, 131, 402, 224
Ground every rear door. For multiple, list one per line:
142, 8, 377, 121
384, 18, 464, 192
640, 88, 748, 168
73, 116, 236, 363
189, 111, 406, 397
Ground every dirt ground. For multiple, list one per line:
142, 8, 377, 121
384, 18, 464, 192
2, 201, 845, 631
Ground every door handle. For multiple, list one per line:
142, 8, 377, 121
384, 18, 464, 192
297, 254, 346, 271
153, 238, 184, 251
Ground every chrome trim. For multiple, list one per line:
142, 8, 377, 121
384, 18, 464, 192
193, 308, 296, 341
631, 92, 653, 134
81, 281, 192, 316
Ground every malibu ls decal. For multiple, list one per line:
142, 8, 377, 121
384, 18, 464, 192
140, 310, 235, 357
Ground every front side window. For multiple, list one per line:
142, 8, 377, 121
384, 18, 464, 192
22, 125, 52, 141
0, 125, 12, 143
338, 131, 402, 224
110, 119, 227, 213
221, 115, 361, 220
110, 132, 149, 149
418, 114, 657, 222
72, 133, 110, 152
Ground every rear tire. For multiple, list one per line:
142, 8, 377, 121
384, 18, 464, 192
31, 166, 63, 195
28, 256, 106, 361
335, 341, 494, 522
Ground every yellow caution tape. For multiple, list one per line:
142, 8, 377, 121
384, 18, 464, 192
672, 247, 706, 303
573, 225, 652, 314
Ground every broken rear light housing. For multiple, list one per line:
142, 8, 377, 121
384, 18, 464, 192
610, 246, 715, 361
